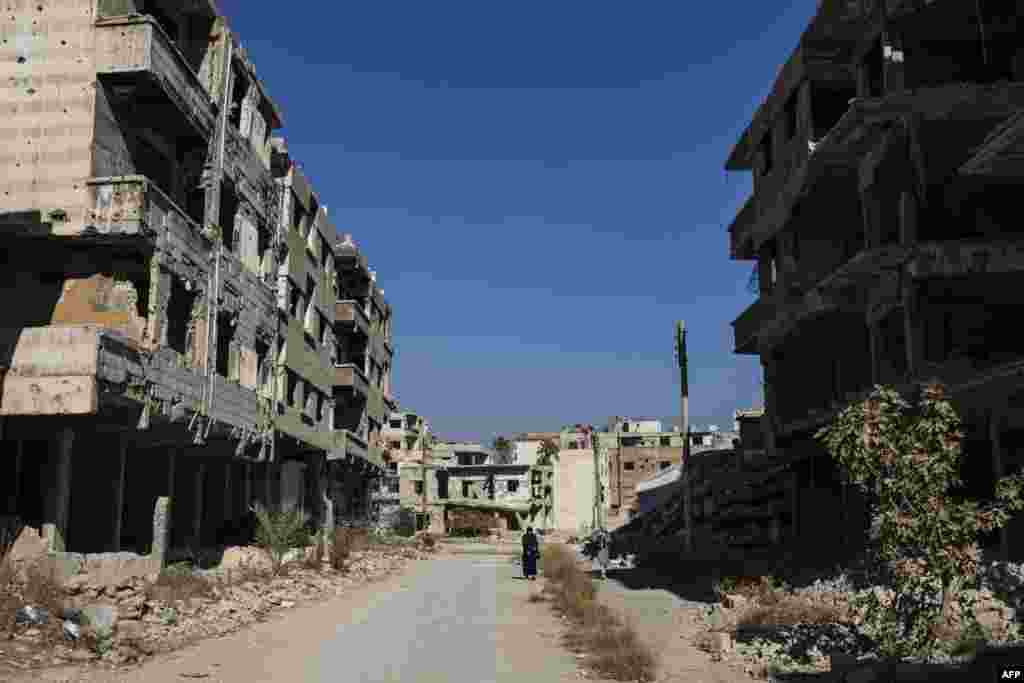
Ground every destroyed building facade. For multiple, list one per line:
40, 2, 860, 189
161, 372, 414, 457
594, 418, 685, 530
0, 1, 391, 572
725, 0, 1024, 557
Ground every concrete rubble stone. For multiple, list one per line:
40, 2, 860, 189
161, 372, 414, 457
81, 605, 118, 633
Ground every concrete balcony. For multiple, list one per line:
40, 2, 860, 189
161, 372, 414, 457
728, 195, 758, 260
94, 16, 217, 139
85, 175, 202, 240
731, 298, 774, 355
0, 325, 143, 416
335, 301, 371, 337
333, 363, 369, 397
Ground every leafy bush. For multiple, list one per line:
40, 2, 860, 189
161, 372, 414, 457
252, 504, 310, 577
816, 382, 1024, 657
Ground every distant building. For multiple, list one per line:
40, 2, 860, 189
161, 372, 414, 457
594, 417, 685, 530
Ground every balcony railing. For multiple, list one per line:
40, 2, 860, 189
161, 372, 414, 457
333, 363, 370, 396
94, 16, 217, 138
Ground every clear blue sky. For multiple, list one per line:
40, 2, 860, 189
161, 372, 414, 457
218, 1, 817, 442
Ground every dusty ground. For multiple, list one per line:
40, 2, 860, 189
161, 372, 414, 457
1, 552, 588, 683
585, 564, 751, 683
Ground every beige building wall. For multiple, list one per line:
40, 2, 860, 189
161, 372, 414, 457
555, 447, 595, 534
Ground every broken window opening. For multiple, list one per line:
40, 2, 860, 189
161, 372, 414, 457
166, 276, 195, 354
461, 481, 471, 498
289, 283, 301, 319
215, 312, 237, 380
228, 63, 248, 132
810, 83, 856, 140
900, 1, 1022, 89
660, 437, 671, 447
255, 338, 270, 394
507, 479, 519, 493
219, 182, 239, 252
285, 370, 298, 407
863, 39, 884, 97
623, 462, 635, 471
291, 193, 306, 236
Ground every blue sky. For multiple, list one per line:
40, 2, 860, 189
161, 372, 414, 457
218, 1, 817, 442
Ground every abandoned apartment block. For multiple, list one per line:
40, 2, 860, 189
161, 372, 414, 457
720, 0, 1024, 560
0, 1, 397, 577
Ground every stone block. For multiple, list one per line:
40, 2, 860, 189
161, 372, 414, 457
115, 619, 144, 640
81, 605, 118, 633
6, 526, 48, 565
81, 552, 159, 589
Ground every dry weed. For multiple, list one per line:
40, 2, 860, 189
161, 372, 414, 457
737, 594, 846, 627
542, 544, 658, 682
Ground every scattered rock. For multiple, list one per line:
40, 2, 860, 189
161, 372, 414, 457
67, 649, 97, 662
81, 605, 118, 632
116, 619, 145, 640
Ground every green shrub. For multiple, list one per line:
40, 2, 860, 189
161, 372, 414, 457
816, 382, 1024, 657
252, 504, 310, 577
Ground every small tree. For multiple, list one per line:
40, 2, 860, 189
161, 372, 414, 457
537, 438, 560, 466
251, 503, 311, 577
816, 383, 1024, 657
493, 436, 514, 464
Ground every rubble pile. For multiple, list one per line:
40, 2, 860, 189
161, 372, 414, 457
691, 559, 1024, 679
1, 544, 431, 671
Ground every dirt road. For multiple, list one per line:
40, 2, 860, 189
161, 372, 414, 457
10, 554, 582, 683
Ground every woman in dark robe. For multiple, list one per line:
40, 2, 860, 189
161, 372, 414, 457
522, 526, 539, 580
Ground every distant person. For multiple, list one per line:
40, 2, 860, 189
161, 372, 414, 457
596, 528, 611, 580
522, 526, 540, 580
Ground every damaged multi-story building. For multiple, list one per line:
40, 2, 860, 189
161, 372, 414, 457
593, 418, 685, 530
725, 0, 1024, 559
371, 410, 432, 523
398, 439, 556, 534
330, 233, 396, 523
0, 1, 388, 575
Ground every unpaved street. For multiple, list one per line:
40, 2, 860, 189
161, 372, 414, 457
12, 553, 582, 683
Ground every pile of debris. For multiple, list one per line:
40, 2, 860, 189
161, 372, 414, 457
693, 558, 1024, 678
0, 542, 431, 673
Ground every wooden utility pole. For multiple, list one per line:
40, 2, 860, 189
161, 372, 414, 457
675, 320, 693, 552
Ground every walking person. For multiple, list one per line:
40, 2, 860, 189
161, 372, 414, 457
522, 526, 540, 580
596, 528, 611, 580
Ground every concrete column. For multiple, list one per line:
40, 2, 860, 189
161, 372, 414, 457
991, 411, 1009, 558
868, 321, 882, 386
902, 279, 924, 377
44, 426, 74, 553
223, 460, 233, 526
111, 437, 127, 551
192, 463, 205, 549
